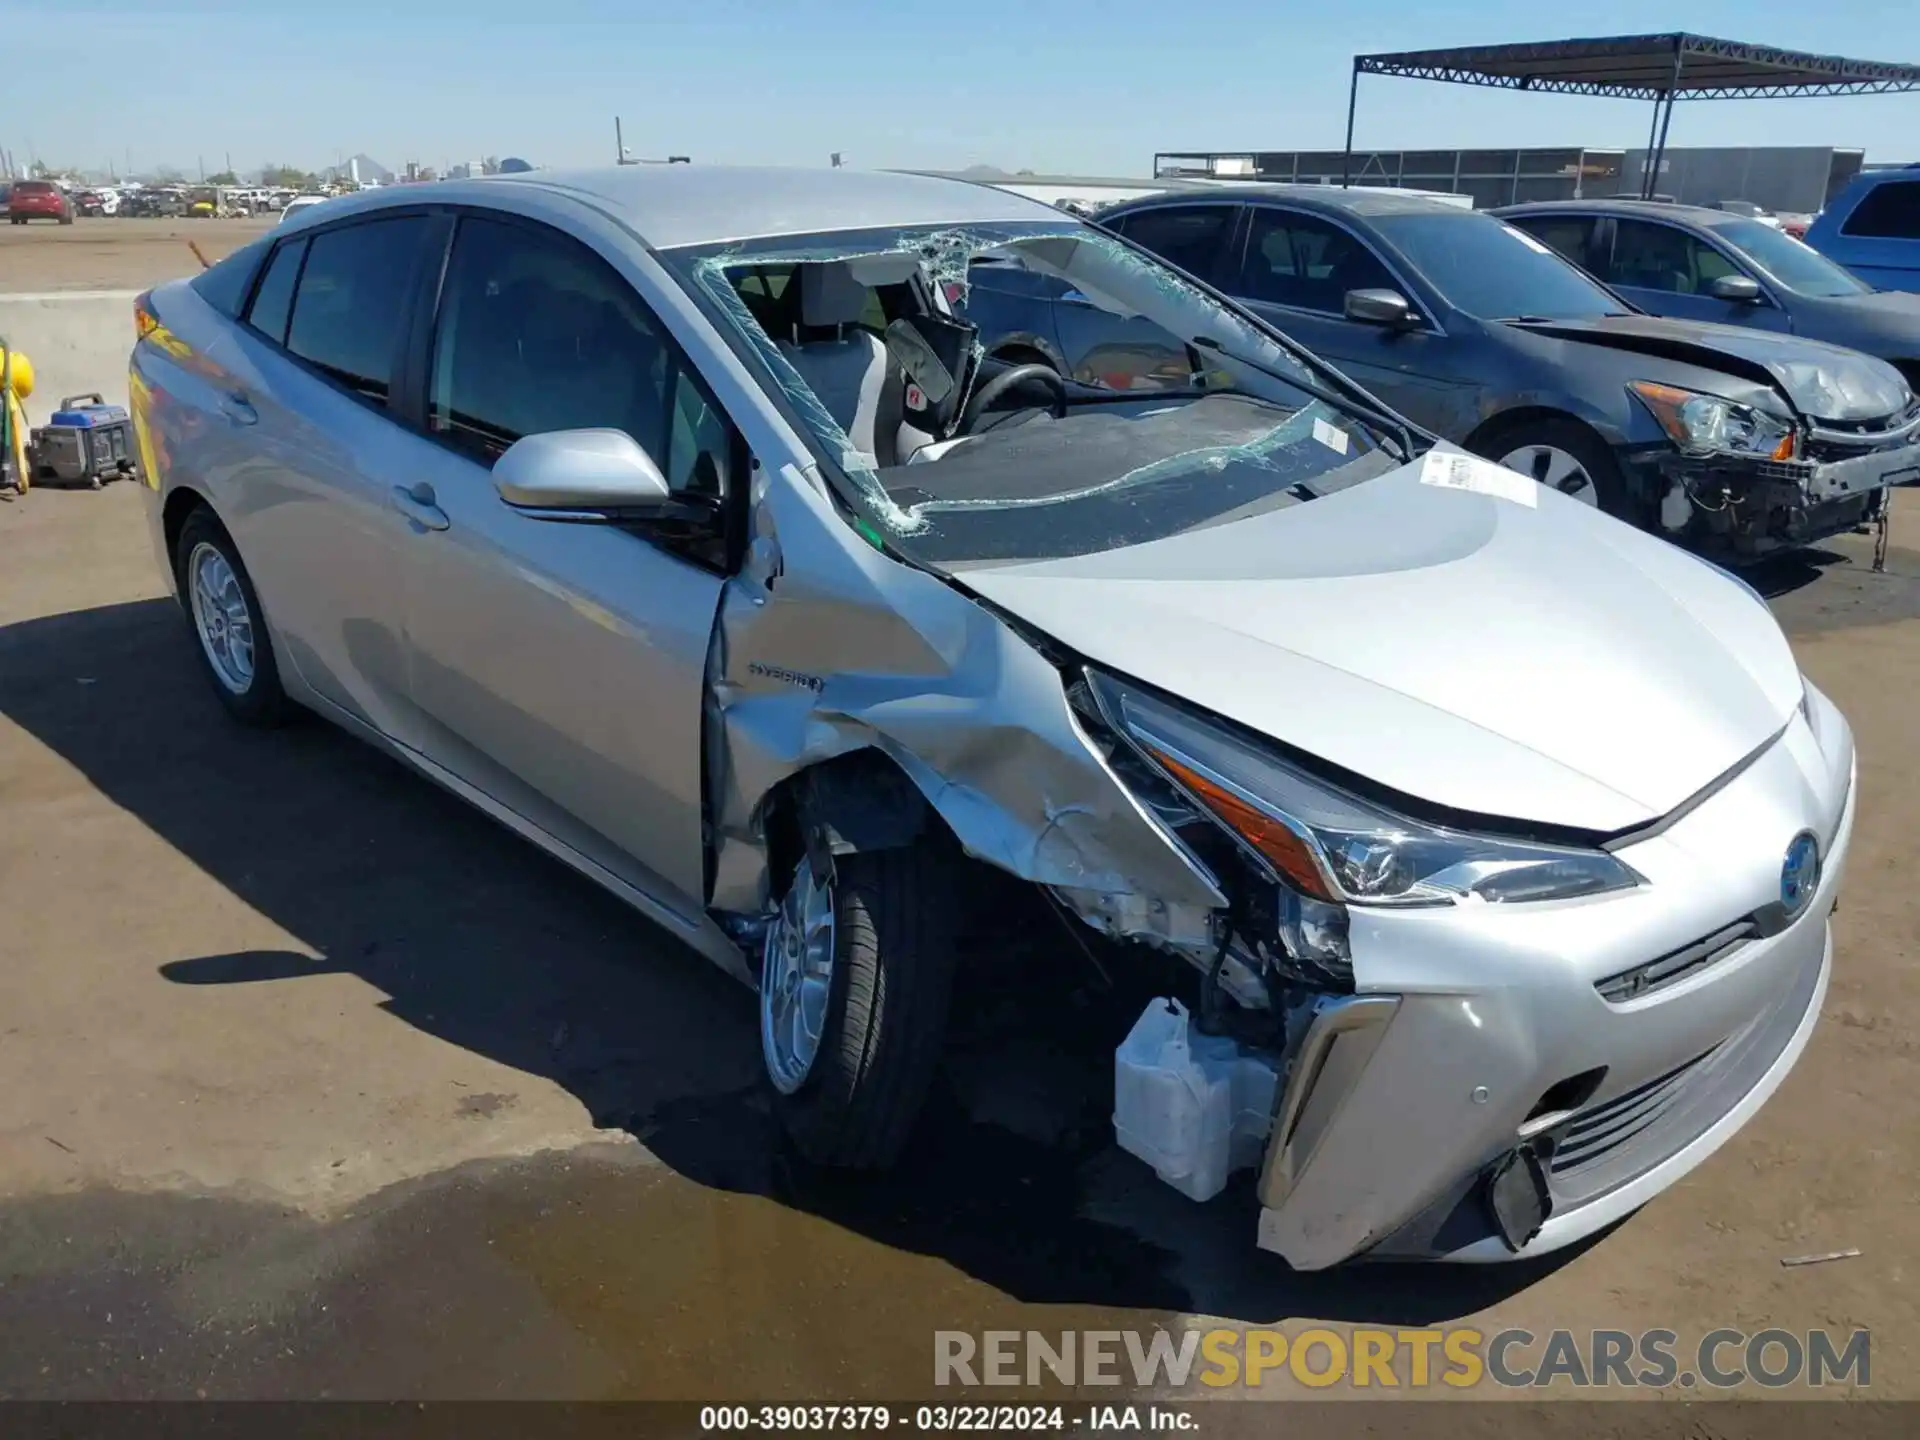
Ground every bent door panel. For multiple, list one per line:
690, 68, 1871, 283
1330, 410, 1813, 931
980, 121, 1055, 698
399, 212, 728, 911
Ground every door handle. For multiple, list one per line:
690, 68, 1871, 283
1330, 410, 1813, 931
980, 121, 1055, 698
390, 481, 449, 531
219, 390, 257, 425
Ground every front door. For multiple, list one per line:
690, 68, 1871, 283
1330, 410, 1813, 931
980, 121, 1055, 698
397, 211, 736, 913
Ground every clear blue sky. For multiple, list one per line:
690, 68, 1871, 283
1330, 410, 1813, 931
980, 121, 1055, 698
6, 0, 1919, 177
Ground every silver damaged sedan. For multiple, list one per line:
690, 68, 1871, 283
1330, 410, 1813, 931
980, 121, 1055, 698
130, 166, 1855, 1268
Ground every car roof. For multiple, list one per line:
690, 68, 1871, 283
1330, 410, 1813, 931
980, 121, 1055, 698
1493, 198, 1736, 227
306, 165, 1067, 251
1110, 184, 1471, 220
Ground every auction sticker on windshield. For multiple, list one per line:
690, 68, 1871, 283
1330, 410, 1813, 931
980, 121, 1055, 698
1312, 416, 1350, 454
1421, 449, 1539, 507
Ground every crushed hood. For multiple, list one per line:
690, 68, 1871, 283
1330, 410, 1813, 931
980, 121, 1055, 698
1515, 314, 1911, 422
959, 452, 1803, 835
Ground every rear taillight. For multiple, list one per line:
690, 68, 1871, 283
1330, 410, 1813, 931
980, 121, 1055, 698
134, 291, 159, 340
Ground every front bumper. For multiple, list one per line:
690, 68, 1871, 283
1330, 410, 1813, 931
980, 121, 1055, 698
1254, 695, 1855, 1270
1652, 439, 1914, 554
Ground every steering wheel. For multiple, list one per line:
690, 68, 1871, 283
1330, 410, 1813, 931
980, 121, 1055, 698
959, 363, 1069, 435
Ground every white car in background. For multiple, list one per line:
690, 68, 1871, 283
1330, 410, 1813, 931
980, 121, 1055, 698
276, 194, 332, 224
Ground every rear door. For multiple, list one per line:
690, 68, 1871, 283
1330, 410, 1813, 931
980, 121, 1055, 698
1226, 204, 1472, 434
1823, 179, 1920, 292
206, 210, 441, 738
1599, 217, 1791, 332
392, 209, 734, 913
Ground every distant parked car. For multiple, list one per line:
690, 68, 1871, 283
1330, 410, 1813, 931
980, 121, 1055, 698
9, 179, 74, 225
1708, 199, 1780, 229
277, 194, 331, 224
1498, 199, 1920, 392
74, 190, 107, 218
1804, 168, 1920, 292
1088, 188, 1913, 557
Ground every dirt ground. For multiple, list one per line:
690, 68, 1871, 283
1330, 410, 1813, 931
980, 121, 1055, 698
0, 219, 1916, 1413
0, 215, 274, 292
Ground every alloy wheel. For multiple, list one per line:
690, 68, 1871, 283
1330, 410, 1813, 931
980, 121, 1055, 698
761, 851, 837, 1095
187, 542, 255, 694
1498, 443, 1600, 507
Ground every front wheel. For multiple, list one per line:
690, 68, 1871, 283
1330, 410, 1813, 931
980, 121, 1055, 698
762, 840, 958, 1168
1482, 418, 1636, 522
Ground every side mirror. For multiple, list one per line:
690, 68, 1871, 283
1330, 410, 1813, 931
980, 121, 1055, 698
493, 429, 680, 520
1709, 274, 1763, 303
1344, 288, 1417, 328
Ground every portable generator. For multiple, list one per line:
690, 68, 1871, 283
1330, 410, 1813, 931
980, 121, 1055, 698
31, 393, 136, 489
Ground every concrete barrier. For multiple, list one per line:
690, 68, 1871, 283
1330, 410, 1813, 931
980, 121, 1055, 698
0, 290, 141, 427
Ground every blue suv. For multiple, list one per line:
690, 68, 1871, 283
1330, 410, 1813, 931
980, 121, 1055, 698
1806, 169, 1920, 292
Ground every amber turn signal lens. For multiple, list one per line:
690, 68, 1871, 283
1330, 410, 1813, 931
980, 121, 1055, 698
1145, 745, 1335, 900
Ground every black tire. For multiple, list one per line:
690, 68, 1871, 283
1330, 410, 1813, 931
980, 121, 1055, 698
771, 842, 959, 1169
172, 508, 292, 726
1475, 417, 1638, 523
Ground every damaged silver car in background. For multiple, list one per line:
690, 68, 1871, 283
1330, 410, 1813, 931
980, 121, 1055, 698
134, 167, 1854, 1269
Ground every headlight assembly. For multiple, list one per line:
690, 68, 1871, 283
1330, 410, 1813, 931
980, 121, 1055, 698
1089, 672, 1642, 909
1630, 381, 1798, 460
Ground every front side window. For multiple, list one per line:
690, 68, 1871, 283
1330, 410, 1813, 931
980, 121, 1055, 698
284, 215, 430, 406
428, 214, 729, 495
1605, 219, 1740, 296
1841, 180, 1920, 240
1111, 206, 1236, 282
1237, 209, 1395, 313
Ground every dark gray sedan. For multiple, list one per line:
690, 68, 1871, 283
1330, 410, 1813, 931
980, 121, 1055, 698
973, 187, 1915, 559
1496, 198, 1920, 392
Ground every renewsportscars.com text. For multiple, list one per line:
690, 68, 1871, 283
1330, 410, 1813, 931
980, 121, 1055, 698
934, 1327, 1870, 1390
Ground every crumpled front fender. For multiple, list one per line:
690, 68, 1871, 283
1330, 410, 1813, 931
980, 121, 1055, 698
705, 461, 1226, 920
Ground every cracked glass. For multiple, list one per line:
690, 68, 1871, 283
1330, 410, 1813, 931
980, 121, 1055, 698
662, 220, 1408, 566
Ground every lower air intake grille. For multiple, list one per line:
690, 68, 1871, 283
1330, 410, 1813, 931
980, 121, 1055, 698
1549, 1048, 1717, 1178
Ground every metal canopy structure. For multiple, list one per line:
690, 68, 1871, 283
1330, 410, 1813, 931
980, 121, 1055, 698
1342, 33, 1920, 198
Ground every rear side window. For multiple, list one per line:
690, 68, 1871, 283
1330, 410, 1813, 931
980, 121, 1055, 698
285, 215, 431, 406
1841, 180, 1920, 239
190, 237, 269, 319
1112, 206, 1235, 282
243, 238, 305, 343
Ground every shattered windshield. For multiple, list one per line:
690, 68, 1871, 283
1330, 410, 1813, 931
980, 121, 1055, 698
661, 220, 1411, 566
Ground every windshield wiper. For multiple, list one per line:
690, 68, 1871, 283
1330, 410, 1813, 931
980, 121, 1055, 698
1189, 334, 1416, 461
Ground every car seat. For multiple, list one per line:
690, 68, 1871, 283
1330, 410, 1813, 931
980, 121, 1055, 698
774, 262, 911, 467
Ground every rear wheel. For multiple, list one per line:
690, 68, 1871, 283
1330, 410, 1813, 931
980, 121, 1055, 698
173, 509, 291, 726
1481, 417, 1635, 521
762, 839, 959, 1168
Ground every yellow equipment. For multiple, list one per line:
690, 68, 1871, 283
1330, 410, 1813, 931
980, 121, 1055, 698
1, 344, 33, 493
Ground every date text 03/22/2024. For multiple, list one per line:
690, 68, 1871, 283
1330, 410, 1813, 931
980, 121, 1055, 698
698, 1406, 1194, 1432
